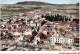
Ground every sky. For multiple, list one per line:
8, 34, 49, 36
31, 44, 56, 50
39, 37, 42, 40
0, 0, 79, 4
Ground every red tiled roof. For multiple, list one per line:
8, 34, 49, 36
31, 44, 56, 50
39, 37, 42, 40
6, 23, 12, 25
12, 35, 19, 38
25, 34, 32, 39
16, 18, 21, 20
67, 28, 71, 30
8, 30, 14, 32
20, 22, 23, 23
37, 14, 40, 15
27, 27, 32, 29
40, 39, 44, 41
0, 30, 5, 32
46, 24, 51, 25
17, 29, 23, 33
28, 13, 32, 14
15, 22, 20, 23
65, 31, 71, 34
23, 15, 27, 16
71, 25, 79, 27
12, 25, 16, 27
22, 29, 27, 31
36, 32, 42, 37
50, 32, 54, 34
43, 26, 47, 27
24, 13, 28, 14
56, 29, 60, 31
27, 15, 31, 16
37, 22, 41, 24
10, 17, 14, 19
72, 21, 77, 23
44, 34, 51, 37
42, 27, 47, 30
18, 24, 26, 26
3, 29, 15, 32
60, 30, 65, 33
55, 22, 69, 25
59, 22, 64, 25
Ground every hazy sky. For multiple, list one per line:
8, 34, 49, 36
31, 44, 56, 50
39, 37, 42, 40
1, 0, 79, 4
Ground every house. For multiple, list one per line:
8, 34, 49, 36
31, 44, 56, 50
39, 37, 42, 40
23, 31, 32, 35
12, 35, 19, 41
30, 23, 36, 26
37, 22, 41, 26
34, 31, 52, 45
13, 31, 21, 36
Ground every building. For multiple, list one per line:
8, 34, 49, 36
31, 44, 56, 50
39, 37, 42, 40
50, 35, 74, 47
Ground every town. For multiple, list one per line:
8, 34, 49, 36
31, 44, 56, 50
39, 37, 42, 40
0, 9, 79, 51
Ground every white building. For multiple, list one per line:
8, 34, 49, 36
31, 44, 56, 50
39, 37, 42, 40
50, 35, 74, 45
16, 36, 24, 42
33, 37, 40, 45
42, 30, 47, 34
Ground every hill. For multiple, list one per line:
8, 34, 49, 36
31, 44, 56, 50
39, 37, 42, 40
16, 1, 61, 5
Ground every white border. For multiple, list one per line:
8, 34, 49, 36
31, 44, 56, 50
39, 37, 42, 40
0, 51, 80, 54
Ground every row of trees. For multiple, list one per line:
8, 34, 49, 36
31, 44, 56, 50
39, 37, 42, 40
42, 13, 79, 23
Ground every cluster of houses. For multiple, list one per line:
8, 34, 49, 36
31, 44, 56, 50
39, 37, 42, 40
0, 9, 79, 51
34, 21, 79, 50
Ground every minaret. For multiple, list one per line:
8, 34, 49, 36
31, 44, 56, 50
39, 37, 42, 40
25, 17, 27, 25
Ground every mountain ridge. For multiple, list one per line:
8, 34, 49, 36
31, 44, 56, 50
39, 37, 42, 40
16, 1, 79, 5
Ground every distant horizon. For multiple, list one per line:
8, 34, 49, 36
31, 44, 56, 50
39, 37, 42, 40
1, 0, 79, 4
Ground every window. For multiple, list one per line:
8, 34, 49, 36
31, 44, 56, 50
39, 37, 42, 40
58, 41, 59, 43
53, 38, 54, 40
58, 39, 59, 40
56, 40, 57, 42
50, 38, 52, 39
50, 40, 52, 41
